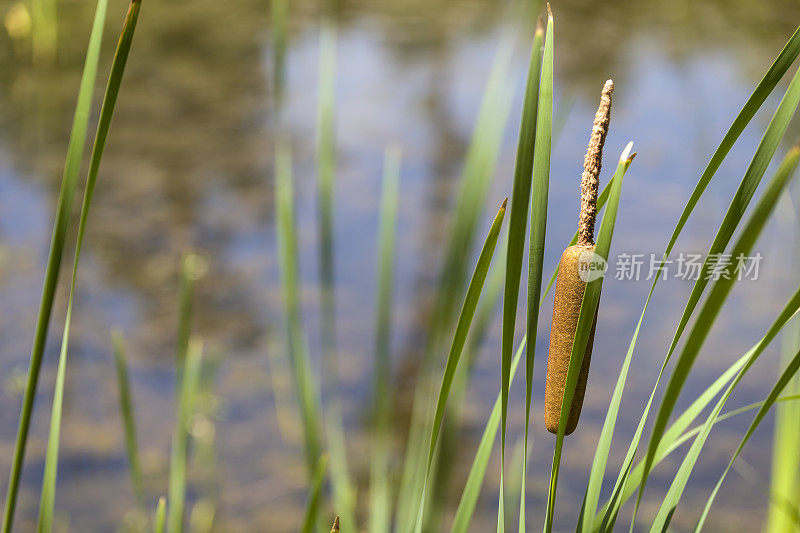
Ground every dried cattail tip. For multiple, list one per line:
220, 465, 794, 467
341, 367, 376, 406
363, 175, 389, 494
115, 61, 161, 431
578, 79, 614, 247
544, 80, 614, 435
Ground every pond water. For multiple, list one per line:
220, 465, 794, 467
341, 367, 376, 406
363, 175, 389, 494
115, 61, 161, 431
2, 0, 800, 530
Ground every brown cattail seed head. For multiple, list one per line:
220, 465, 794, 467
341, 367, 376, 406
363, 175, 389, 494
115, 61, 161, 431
578, 79, 613, 246
545, 80, 614, 435
544, 245, 598, 434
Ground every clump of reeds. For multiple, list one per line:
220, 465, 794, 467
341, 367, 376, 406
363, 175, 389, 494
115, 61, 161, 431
544, 79, 613, 435
6, 2, 800, 532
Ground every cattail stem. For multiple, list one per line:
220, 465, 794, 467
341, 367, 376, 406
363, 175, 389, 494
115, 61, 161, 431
577, 79, 613, 246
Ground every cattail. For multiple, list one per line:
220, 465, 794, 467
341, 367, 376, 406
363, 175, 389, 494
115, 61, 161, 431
544, 79, 614, 435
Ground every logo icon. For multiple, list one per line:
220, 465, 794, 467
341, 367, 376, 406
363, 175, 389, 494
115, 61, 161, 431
577, 249, 607, 282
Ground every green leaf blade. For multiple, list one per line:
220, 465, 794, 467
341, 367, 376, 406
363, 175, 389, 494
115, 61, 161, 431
499, 19, 543, 525
301, 454, 330, 533
413, 199, 508, 532
520, 10, 553, 531
635, 77, 800, 520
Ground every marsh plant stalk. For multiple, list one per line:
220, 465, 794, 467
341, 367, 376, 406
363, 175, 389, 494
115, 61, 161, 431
544, 79, 613, 435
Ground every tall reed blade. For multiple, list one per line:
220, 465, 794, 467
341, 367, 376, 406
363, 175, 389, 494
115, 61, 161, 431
176, 254, 199, 374
271, 0, 287, 107
505, 438, 525, 531
498, 15, 544, 529
633, 65, 800, 527
658, 292, 800, 530
154, 497, 167, 533
372, 150, 402, 375
436, 231, 508, 531
451, 340, 525, 533
112, 330, 144, 505
500, 17, 544, 490
167, 339, 204, 533
301, 454, 329, 533
317, 21, 337, 359
595, 327, 800, 528
520, 9, 552, 530
2, 3, 109, 529
315, 18, 356, 531
429, 32, 514, 348
596, 391, 800, 527
370, 146, 401, 533
694, 343, 800, 531
2, 0, 141, 529
413, 198, 507, 532
52, 3, 144, 512
393, 34, 514, 533
647, 147, 800, 530
275, 141, 324, 475
765, 311, 800, 530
